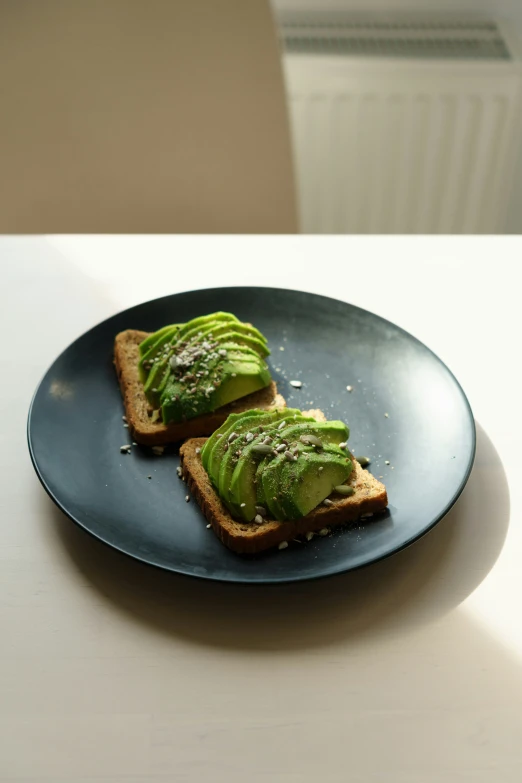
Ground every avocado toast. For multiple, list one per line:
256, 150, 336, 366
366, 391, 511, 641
114, 312, 285, 445
180, 408, 388, 554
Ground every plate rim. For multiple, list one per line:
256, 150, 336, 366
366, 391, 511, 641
27, 285, 477, 584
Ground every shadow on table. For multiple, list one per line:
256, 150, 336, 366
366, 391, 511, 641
50, 422, 509, 650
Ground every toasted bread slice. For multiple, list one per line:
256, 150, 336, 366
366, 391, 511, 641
179, 434, 389, 554
114, 329, 285, 445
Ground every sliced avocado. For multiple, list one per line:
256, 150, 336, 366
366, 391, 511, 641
254, 421, 350, 521
279, 444, 352, 520
178, 318, 267, 353
140, 312, 273, 425
210, 330, 269, 357
159, 345, 269, 424
139, 324, 180, 358
138, 325, 180, 383
217, 409, 303, 516
205, 410, 270, 488
275, 420, 349, 449
202, 320, 268, 347
143, 329, 182, 407
201, 409, 269, 472
228, 411, 313, 520
175, 312, 239, 343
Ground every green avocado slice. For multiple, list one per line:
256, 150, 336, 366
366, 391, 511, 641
255, 421, 350, 521
139, 324, 180, 358
217, 409, 305, 517
278, 444, 352, 520
175, 312, 239, 343
179, 321, 268, 356
204, 410, 269, 487
138, 325, 180, 383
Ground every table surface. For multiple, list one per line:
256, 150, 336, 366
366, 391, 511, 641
1, 235, 521, 782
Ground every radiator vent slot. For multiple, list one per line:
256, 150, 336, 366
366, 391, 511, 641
280, 16, 511, 60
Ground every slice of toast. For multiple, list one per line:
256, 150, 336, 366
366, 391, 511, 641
179, 433, 389, 555
114, 329, 286, 445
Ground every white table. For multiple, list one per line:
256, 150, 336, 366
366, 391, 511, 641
1, 236, 521, 782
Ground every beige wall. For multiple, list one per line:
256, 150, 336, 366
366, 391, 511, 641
0, 0, 297, 233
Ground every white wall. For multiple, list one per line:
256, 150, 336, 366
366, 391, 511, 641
272, 0, 522, 233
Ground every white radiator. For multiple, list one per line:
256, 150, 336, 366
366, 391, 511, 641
280, 15, 522, 234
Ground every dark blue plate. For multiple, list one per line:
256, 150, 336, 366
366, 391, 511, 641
28, 287, 475, 583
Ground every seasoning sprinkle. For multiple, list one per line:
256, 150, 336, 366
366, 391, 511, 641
334, 485, 355, 496
252, 444, 273, 455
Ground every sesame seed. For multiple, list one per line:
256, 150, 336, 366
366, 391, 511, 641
254, 514, 264, 524
216, 433, 223, 439
279, 346, 285, 351
360, 512, 374, 519
319, 527, 330, 536
120, 445, 131, 453
195, 447, 201, 455
278, 540, 288, 549
385, 460, 390, 465
123, 423, 129, 428
206, 523, 211, 529
384, 412, 389, 418
305, 531, 314, 541
147, 475, 152, 479
323, 499, 333, 506
346, 385, 353, 392
290, 380, 302, 388
122, 415, 127, 422
240, 503, 246, 508
185, 495, 190, 503
318, 466, 323, 471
